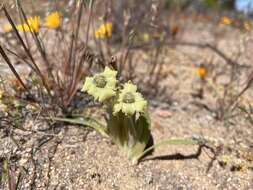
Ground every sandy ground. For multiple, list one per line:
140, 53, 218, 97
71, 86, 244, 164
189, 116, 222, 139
1, 104, 252, 190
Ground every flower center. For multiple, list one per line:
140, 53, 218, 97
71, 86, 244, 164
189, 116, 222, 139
94, 75, 106, 88
123, 92, 135, 103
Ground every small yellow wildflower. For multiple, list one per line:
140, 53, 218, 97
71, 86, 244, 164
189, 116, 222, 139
220, 17, 232, 26
45, 12, 61, 29
3, 24, 12, 33
95, 22, 113, 39
81, 67, 117, 102
195, 66, 207, 80
244, 21, 251, 32
16, 16, 40, 33
113, 82, 147, 116
142, 33, 150, 43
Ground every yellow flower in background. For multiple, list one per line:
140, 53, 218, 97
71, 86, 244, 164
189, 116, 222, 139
244, 21, 251, 32
95, 22, 113, 39
142, 33, 150, 43
220, 17, 232, 26
16, 16, 40, 33
195, 66, 207, 80
3, 24, 12, 33
45, 12, 61, 29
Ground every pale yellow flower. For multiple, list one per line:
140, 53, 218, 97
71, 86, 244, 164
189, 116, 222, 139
113, 82, 147, 116
3, 24, 12, 33
16, 16, 40, 33
45, 12, 61, 29
95, 22, 113, 39
81, 67, 117, 102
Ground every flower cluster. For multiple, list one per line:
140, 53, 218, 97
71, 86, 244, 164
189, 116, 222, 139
16, 16, 40, 33
95, 22, 113, 39
217, 16, 252, 32
3, 11, 61, 33
81, 67, 147, 116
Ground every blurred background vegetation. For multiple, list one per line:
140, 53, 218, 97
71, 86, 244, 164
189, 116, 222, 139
164, 0, 235, 11
161, 0, 252, 17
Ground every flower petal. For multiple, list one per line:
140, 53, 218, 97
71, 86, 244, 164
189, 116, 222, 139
134, 100, 147, 113
103, 66, 117, 77
106, 77, 117, 88
98, 88, 115, 102
81, 77, 93, 92
122, 103, 135, 116
122, 82, 137, 93
134, 93, 147, 112
113, 103, 122, 115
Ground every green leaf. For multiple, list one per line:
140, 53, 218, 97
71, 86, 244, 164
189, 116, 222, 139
107, 110, 151, 162
47, 116, 109, 137
107, 112, 129, 148
134, 138, 199, 164
1, 159, 8, 185
129, 111, 151, 164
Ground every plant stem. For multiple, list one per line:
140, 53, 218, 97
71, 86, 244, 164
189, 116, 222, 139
47, 117, 109, 137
